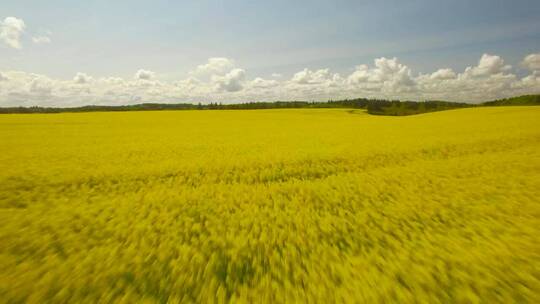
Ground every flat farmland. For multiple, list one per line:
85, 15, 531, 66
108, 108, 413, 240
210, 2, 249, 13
1, 107, 539, 303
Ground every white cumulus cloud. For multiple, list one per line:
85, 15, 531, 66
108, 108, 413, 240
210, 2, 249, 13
348, 57, 415, 94
463, 54, 511, 78
135, 69, 155, 80
430, 68, 456, 80
192, 57, 235, 76
522, 53, 540, 71
213, 68, 246, 92
1, 53, 539, 107
0, 17, 26, 49
28, 75, 54, 95
250, 77, 279, 89
73, 72, 93, 84
291, 68, 339, 85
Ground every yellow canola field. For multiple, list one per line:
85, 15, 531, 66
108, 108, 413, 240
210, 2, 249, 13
0, 107, 539, 303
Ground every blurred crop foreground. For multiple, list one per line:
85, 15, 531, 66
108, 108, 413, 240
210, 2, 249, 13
0, 106, 539, 302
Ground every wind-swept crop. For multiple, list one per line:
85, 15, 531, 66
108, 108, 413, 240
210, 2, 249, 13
1, 107, 539, 303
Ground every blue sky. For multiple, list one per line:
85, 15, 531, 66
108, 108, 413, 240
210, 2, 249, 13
1, 0, 539, 105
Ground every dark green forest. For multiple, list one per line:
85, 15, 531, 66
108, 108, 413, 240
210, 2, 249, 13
1, 94, 538, 116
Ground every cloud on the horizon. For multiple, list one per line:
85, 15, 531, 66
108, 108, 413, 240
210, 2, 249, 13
191, 57, 235, 77
73, 72, 92, 84
134, 69, 155, 80
292, 68, 339, 85
1, 53, 539, 107
0, 17, 25, 49
347, 57, 415, 94
463, 54, 511, 78
212, 68, 246, 92
430, 69, 456, 80
250, 77, 279, 89
522, 53, 540, 71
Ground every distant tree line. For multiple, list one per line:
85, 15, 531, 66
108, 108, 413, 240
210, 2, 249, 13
0, 94, 538, 115
366, 100, 472, 116
482, 95, 540, 106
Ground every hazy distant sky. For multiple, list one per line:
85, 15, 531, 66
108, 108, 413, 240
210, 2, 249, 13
1, 0, 539, 106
